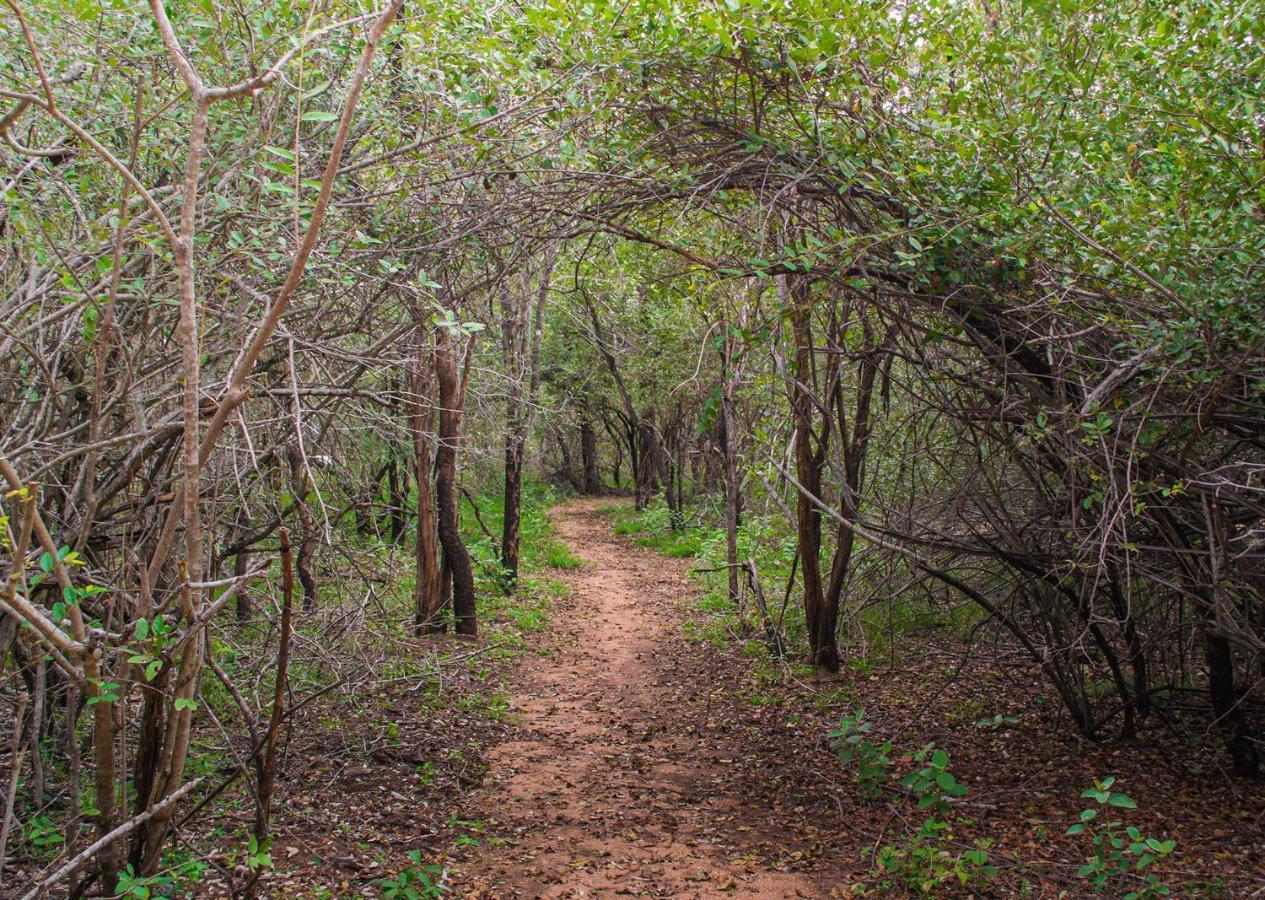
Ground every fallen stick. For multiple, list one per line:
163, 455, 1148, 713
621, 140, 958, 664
19, 777, 204, 900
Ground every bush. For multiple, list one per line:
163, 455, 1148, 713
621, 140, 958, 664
829, 709, 891, 799
1068, 778, 1175, 898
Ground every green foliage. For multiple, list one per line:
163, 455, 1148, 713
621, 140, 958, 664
1067, 778, 1175, 898
976, 713, 1020, 731
831, 718, 999, 894
23, 815, 63, 857
828, 710, 891, 799
112, 858, 210, 899
543, 542, 582, 569
244, 835, 273, 873
377, 850, 444, 900
612, 502, 714, 558
899, 744, 969, 816
127, 613, 174, 682
874, 817, 998, 896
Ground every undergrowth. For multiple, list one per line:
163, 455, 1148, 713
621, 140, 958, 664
172, 482, 574, 895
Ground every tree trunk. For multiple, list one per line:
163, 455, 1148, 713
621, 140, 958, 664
287, 445, 318, 610
635, 416, 658, 511
1204, 631, 1259, 775
502, 439, 524, 587
434, 328, 477, 636
580, 420, 600, 494
411, 321, 442, 634
231, 510, 252, 621
554, 424, 582, 491
387, 454, 408, 543
720, 345, 741, 606
822, 335, 880, 660
500, 263, 545, 590
787, 275, 840, 672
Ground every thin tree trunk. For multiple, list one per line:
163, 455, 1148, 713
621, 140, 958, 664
635, 416, 658, 511
245, 529, 293, 899
287, 446, 318, 611
434, 328, 477, 636
580, 420, 600, 494
1204, 630, 1259, 775
720, 343, 741, 605
786, 275, 839, 672
411, 321, 442, 634
502, 440, 524, 587
387, 455, 408, 543
500, 278, 529, 587
554, 425, 582, 491
232, 511, 252, 621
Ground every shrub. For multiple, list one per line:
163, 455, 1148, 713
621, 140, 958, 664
1068, 778, 1175, 898
875, 817, 998, 895
829, 709, 892, 799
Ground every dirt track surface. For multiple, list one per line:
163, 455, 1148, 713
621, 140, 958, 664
451, 498, 834, 899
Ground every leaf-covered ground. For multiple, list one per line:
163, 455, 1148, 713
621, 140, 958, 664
154, 497, 1263, 897
445, 499, 1264, 897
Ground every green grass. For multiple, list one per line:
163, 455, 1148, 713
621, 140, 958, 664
610, 495, 992, 667
607, 501, 713, 558
636, 530, 704, 557
543, 541, 582, 568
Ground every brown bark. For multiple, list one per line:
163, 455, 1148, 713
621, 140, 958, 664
434, 328, 477, 636
580, 420, 600, 495
501, 252, 553, 585
287, 445, 318, 611
720, 339, 741, 606
500, 283, 529, 587
635, 416, 659, 511
786, 275, 840, 672
411, 322, 442, 635
246, 528, 293, 898
553, 424, 582, 491
231, 511, 253, 621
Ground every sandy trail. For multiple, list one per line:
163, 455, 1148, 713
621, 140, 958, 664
452, 499, 826, 899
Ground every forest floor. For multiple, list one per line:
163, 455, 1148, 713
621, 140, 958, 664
147, 496, 1264, 897
445, 497, 1265, 898
449, 498, 840, 898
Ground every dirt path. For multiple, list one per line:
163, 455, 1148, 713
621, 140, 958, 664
451, 499, 832, 899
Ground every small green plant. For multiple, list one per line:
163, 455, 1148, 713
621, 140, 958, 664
24, 815, 63, 857
976, 713, 1019, 731
852, 731, 997, 896
828, 709, 891, 799
899, 744, 968, 815
378, 850, 444, 899
111, 856, 209, 899
1067, 778, 1175, 898
874, 817, 998, 894
244, 835, 273, 873
114, 865, 166, 899
544, 541, 582, 568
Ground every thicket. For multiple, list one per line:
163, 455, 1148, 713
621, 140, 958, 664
1, 0, 1261, 893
